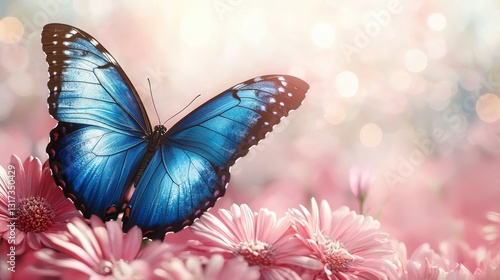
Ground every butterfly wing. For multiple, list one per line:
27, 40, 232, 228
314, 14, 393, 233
42, 23, 151, 219
123, 75, 308, 239
122, 144, 229, 239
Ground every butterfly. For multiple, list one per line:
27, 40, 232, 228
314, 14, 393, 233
42, 23, 309, 239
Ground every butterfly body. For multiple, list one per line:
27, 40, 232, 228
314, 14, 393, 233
133, 125, 167, 183
42, 23, 308, 239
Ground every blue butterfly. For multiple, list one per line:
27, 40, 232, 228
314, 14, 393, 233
42, 23, 308, 239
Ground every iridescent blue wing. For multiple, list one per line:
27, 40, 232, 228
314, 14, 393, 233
123, 75, 308, 239
42, 24, 151, 220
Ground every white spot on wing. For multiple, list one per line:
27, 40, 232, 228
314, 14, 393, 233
90, 38, 99, 46
65, 30, 77, 38
233, 83, 246, 89
102, 52, 117, 64
254, 76, 263, 82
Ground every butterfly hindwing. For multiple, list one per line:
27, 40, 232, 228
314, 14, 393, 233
122, 145, 229, 239
47, 122, 148, 218
123, 75, 308, 238
43, 23, 151, 220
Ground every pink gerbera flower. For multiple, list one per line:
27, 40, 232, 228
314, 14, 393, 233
0, 155, 80, 254
188, 204, 322, 280
155, 254, 261, 280
289, 198, 397, 279
394, 242, 447, 279
394, 241, 480, 279
33, 216, 174, 279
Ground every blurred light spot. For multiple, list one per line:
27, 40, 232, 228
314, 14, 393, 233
389, 70, 411, 91
7, 72, 33, 96
181, 7, 216, 47
0, 17, 24, 44
360, 123, 382, 147
1, 45, 30, 72
240, 16, 267, 44
427, 13, 447, 31
335, 71, 358, 97
428, 81, 454, 111
404, 49, 428, 73
476, 93, 500, 123
311, 22, 336, 48
323, 100, 346, 125
0, 85, 15, 121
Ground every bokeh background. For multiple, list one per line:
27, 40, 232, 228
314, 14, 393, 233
1, 0, 500, 253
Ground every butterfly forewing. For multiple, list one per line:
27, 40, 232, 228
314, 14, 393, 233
43, 23, 151, 220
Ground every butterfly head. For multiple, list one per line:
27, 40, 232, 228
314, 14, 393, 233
154, 124, 167, 135
144, 125, 167, 149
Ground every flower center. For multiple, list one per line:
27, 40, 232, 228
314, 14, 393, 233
323, 236, 354, 273
234, 240, 276, 267
16, 196, 56, 233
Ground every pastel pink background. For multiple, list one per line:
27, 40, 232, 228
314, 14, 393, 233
1, 0, 500, 254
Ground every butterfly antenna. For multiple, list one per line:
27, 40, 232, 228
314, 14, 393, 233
148, 78, 162, 125
163, 94, 201, 125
